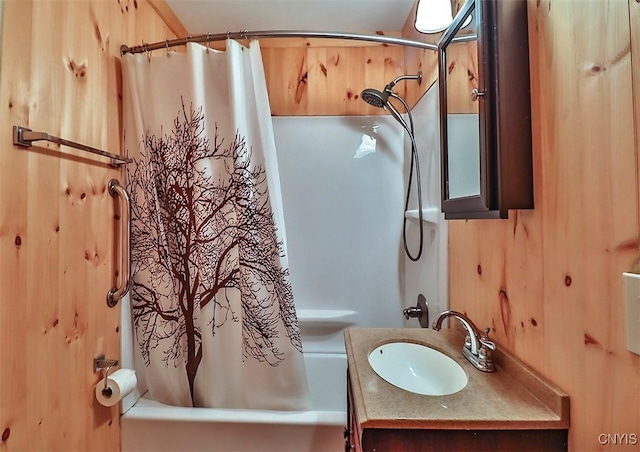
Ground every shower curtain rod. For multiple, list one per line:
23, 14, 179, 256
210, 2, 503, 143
120, 30, 438, 55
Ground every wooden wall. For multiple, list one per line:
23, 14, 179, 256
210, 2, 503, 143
401, 0, 467, 106
442, 42, 478, 115
2, 0, 637, 449
260, 38, 409, 116
0, 1, 174, 450
448, 0, 640, 449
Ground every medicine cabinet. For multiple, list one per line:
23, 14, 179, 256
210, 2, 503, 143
438, 0, 533, 219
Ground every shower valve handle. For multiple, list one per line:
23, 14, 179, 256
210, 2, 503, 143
403, 294, 430, 328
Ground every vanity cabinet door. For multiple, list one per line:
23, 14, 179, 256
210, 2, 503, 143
438, 0, 533, 219
346, 370, 364, 452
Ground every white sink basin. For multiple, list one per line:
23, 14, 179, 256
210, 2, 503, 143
368, 342, 468, 396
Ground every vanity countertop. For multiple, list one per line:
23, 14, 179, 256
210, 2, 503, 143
345, 328, 570, 430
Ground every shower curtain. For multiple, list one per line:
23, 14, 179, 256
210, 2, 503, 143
122, 41, 310, 410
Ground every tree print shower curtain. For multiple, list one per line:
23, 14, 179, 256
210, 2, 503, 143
122, 41, 310, 409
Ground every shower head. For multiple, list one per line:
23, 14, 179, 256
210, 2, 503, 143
360, 71, 423, 109
360, 88, 389, 109
360, 89, 411, 132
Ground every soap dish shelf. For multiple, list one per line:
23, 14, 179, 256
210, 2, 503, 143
404, 208, 440, 225
296, 309, 358, 330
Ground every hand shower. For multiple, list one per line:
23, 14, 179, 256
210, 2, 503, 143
360, 73, 425, 262
360, 72, 422, 111
360, 88, 389, 108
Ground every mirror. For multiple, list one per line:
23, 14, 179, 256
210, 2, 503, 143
438, 0, 488, 211
438, 0, 534, 219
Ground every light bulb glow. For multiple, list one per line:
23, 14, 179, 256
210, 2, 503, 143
414, 0, 453, 34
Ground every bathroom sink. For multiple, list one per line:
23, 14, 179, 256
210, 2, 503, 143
368, 342, 468, 396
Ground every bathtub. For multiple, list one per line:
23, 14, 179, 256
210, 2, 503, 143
120, 352, 347, 452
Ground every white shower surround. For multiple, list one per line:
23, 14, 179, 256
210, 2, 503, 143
272, 114, 407, 350
403, 82, 448, 327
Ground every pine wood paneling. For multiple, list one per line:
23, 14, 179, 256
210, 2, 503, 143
404, 46, 439, 106
633, 0, 640, 234
401, 0, 466, 107
147, 0, 188, 38
263, 44, 405, 116
443, 41, 478, 115
0, 1, 174, 450
0, 2, 32, 448
259, 33, 404, 49
262, 46, 309, 115
258, 32, 411, 116
449, 0, 640, 449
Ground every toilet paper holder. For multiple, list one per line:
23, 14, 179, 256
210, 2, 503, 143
94, 354, 119, 397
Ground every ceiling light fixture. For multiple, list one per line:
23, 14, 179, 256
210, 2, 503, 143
414, 0, 453, 34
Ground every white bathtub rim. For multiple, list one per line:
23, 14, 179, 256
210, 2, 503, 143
123, 395, 346, 427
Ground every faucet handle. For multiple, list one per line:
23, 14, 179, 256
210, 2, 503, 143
479, 328, 496, 350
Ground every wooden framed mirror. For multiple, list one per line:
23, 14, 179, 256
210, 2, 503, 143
438, 0, 533, 219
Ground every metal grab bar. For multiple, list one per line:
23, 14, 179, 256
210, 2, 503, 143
13, 125, 132, 167
107, 179, 131, 307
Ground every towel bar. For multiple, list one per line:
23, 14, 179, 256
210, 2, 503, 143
13, 125, 132, 167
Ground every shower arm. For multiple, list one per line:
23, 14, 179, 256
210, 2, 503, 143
386, 73, 423, 91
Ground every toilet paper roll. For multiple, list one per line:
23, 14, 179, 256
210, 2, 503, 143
96, 369, 137, 407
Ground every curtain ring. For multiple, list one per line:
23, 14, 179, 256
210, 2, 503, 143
206, 33, 211, 52
226, 31, 231, 40
165, 39, 170, 57
143, 42, 150, 62
242, 29, 248, 40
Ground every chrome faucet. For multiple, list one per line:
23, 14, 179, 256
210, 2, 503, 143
432, 310, 496, 372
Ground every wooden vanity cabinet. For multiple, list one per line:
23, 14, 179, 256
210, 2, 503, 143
346, 369, 567, 452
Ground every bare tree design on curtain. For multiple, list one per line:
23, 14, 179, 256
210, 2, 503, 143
127, 100, 302, 403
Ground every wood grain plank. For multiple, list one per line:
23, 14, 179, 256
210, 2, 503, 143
263, 46, 309, 115
147, 0, 188, 38
264, 45, 407, 116
539, 0, 637, 446
325, 48, 350, 116
257, 32, 404, 48
444, 41, 478, 115
27, 2, 67, 447
450, 0, 640, 450
360, 46, 398, 115
632, 0, 640, 255
0, 0, 32, 448
345, 47, 368, 116
0, 0, 175, 450
306, 47, 329, 115
404, 47, 439, 107
382, 45, 408, 111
